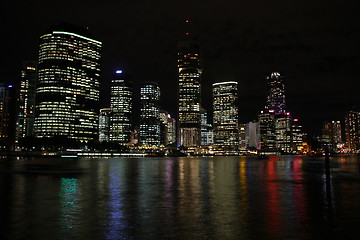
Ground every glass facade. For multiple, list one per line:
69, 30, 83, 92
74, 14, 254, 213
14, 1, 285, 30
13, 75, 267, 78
259, 109, 276, 151
266, 72, 286, 115
16, 61, 37, 143
99, 108, 111, 143
200, 107, 208, 146
0, 84, 16, 150
140, 82, 160, 146
35, 24, 101, 142
274, 113, 292, 153
178, 41, 202, 147
213, 81, 239, 149
110, 71, 132, 144
345, 110, 360, 152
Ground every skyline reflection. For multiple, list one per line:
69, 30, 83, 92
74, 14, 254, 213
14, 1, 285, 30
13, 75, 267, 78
1, 156, 359, 240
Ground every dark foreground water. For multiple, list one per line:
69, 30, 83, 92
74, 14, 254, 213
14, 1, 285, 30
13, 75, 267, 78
1, 155, 359, 240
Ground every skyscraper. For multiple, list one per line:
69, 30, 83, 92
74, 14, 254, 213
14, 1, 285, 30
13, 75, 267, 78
200, 107, 208, 146
213, 81, 239, 149
258, 109, 276, 151
266, 72, 286, 114
159, 110, 176, 146
35, 23, 101, 143
140, 82, 160, 146
322, 120, 342, 151
110, 70, 132, 144
274, 112, 292, 153
16, 61, 37, 144
166, 113, 176, 146
345, 110, 360, 152
99, 108, 111, 143
291, 118, 304, 153
177, 31, 202, 147
0, 83, 17, 150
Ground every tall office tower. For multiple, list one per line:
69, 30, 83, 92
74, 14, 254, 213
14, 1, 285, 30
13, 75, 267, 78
321, 121, 341, 151
160, 110, 168, 146
213, 81, 239, 149
159, 110, 177, 146
200, 107, 208, 145
274, 112, 292, 153
258, 109, 276, 152
35, 23, 101, 143
178, 31, 202, 147
110, 70, 132, 144
266, 72, 286, 115
291, 118, 304, 152
206, 125, 214, 146
239, 124, 246, 150
331, 120, 342, 151
16, 61, 37, 144
99, 108, 111, 143
0, 84, 17, 150
167, 114, 176, 146
245, 121, 260, 149
140, 82, 160, 146
321, 122, 332, 146
345, 110, 360, 152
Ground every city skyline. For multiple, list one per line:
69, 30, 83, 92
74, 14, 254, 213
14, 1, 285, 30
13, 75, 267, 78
3, 0, 359, 134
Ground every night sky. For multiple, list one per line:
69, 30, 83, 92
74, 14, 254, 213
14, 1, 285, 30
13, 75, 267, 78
3, 0, 359, 134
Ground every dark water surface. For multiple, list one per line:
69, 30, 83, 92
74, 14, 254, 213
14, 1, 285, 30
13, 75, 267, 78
1, 155, 360, 240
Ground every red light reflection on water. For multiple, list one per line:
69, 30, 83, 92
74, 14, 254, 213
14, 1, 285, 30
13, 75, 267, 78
292, 157, 308, 237
264, 157, 282, 239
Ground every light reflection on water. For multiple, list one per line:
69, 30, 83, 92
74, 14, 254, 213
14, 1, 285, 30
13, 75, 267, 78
0, 155, 360, 240
59, 178, 80, 239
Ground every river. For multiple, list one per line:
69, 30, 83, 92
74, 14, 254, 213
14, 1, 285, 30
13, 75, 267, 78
1, 155, 359, 239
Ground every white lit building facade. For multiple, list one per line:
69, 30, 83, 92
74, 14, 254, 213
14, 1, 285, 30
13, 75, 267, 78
274, 112, 292, 153
140, 82, 160, 146
178, 40, 202, 147
213, 81, 239, 150
110, 70, 132, 144
35, 23, 101, 143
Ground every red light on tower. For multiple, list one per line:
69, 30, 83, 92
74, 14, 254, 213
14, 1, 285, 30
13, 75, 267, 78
186, 32, 189, 35
185, 20, 189, 23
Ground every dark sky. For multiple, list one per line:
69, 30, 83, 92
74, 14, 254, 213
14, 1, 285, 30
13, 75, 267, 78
3, 0, 359, 134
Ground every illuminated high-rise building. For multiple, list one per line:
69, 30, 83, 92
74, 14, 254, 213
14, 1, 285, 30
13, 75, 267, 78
159, 110, 176, 146
167, 114, 176, 146
99, 108, 111, 143
291, 118, 304, 152
258, 109, 276, 151
321, 121, 342, 151
239, 124, 246, 150
110, 70, 132, 144
16, 61, 37, 144
0, 83, 17, 150
160, 110, 168, 146
331, 120, 342, 150
246, 121, 260, 149
200, 107, 208, 146
266, 72, 286, 114
274, 112, 292, 153
140, 82, 160, 146
34, 23, 101, 143
178, 27, 202, 147
345, 110, 360, 152
213, 81, 239, 149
